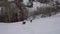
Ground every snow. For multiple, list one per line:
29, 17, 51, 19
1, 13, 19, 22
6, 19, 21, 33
0, 13, 60, 34
23, 0, 29, 5
27, 2, 52, 12
23, 0, 52, 12
0, 0, 60, 34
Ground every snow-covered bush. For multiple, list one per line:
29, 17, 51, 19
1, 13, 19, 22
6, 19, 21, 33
37, 6, 58, 17
38, 0, 53, 3
55, 0, 60, 5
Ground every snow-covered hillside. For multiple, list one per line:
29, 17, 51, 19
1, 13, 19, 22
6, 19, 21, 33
0, 0, 60, 34
0, 13, 60, 34
23, 0, 53, 12
27, 2, 52, 12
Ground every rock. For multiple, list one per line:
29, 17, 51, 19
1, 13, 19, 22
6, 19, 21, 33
22, 21, 26, 24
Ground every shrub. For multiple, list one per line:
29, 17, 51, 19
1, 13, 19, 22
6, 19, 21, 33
37, 6, 58, 17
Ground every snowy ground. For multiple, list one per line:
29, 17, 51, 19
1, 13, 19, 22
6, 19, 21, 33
0, 13, 60, 34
